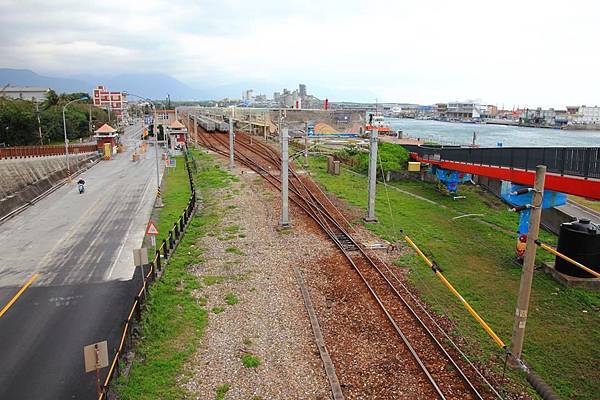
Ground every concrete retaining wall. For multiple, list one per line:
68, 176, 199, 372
0, 154, 99, 219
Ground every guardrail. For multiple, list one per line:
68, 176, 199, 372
402, 145, 600, 179
98, 147, 197, 400
0, 144, 98, 159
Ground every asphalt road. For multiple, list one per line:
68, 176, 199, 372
0, 122, 165, 399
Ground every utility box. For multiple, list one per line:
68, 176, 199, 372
408, 161, 421, 172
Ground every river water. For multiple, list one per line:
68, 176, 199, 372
386, 118, 600, 147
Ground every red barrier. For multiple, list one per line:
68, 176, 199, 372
0, 144, 98, 159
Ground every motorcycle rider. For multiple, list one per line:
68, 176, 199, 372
77, 178, 86, 194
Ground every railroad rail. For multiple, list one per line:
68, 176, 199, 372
189, 121, 502, 399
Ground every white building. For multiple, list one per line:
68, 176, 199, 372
447, 101, 481, 119
573, 106, 600, 124
1, 86, 49, 102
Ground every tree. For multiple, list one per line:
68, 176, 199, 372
44, 90, 59, 109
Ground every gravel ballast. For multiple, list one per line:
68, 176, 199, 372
185, 165, 332, 399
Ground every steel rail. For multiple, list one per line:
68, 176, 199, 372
195, 126, 488, 399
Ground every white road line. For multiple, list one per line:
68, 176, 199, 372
104, 171, 154, 280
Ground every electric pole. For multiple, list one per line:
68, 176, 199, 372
280, 127, 290, 228
229, 107, 235, 170
365, 128, 378, 222
509, 165, 546, 365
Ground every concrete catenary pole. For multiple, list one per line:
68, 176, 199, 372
365, 128, 378, 222
509, 165, 546, 365
193, 111, 198, 148
229, 107, 235, 169
153, 104, 163, 207
280, 127, 290, 228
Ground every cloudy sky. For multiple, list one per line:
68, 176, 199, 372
0, 0, 598, 106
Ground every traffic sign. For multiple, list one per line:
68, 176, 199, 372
145, 220, 159, 236
83, 341, 109, 373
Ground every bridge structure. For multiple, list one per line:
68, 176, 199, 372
404, 145, 600, 200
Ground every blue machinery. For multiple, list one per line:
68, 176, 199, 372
501, 184, 566, 257
430, 165, 567, 258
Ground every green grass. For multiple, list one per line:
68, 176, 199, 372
212, 306, 225, 314
225, 246, 245, 256
224, 292, 239, 306
215, 383, 230, 400
241, 353, 262, 368
308, 156, 599, 400
115, 150, 235, 399
203, 275, 225, 286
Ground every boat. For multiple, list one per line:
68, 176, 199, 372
365, 114, 393, 135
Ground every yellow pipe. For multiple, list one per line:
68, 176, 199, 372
538, 242, 600, 279
404, 235, 506, 349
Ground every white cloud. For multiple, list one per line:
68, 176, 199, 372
0, 0, 598, 106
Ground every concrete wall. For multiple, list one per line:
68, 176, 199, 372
0, 154, 98, 218
473, 175, 502, 197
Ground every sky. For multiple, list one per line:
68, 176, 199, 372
0, 0, 598, 107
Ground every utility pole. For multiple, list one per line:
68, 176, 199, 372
509, 165, 546, 365
229, 107, 235, 170
35, 100, 43, 145
193, 111, 198, 148
280, 127, 290, 228
88, 103, 92, 137
153, 105, 163, 207
278, 109, 282, 141
304, 122, 309, 166
365, 128, 378, 222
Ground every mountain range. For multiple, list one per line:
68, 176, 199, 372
0, 68, 377, 102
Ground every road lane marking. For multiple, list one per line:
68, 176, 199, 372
0, 273, 39, 318
105, 171, 154, 280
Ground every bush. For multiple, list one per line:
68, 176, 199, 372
336, 142, 408, 175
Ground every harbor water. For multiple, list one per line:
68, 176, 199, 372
387, 118, 600, 147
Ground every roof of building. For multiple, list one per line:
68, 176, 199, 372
95, 123, 117, 134
169, 120, 186, 129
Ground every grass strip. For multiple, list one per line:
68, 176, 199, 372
115, 150, 233, 399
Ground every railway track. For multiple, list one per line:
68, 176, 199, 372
188, 120, 500, 400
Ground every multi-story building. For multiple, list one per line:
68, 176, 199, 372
2, 86, 49, 102
243, 89, 254, 102
435, 103, 448, 118
92, 85, 126, 118
446, 102, 481, 119
299, 84, 307, 99
572, 106, 600, 124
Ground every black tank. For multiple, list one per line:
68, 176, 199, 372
555, 218, 600, 278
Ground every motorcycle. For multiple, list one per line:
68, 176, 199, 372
77, 179, 85, 194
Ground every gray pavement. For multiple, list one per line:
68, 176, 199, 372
0, 121, 166, 399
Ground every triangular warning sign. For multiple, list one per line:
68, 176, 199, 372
145, 220, 159, 236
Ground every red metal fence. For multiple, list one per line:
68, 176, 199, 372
0, 144, 98, 159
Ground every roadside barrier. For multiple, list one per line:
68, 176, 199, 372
535, 240, 600, 278
98, 147, 197, 400
0, 144, 97, 159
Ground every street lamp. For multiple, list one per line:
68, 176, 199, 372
124, 92, 163, 207
63, 97, 87, 181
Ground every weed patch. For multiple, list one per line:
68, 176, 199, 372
224, 292, 239, 306
241, 353, 261, 368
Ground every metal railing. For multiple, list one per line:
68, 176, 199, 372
403, 145, 600, 179
98, 147, 197, 399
